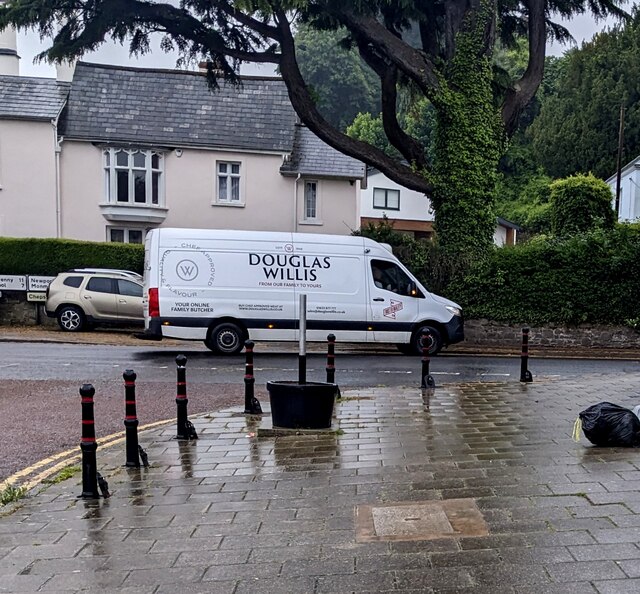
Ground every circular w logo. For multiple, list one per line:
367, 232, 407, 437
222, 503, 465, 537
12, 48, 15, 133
176, 260, 199, 281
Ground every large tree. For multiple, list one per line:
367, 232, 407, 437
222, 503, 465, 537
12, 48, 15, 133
0, 0, 627, 264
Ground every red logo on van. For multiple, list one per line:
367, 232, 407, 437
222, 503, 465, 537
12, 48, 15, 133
383, 300, 403, 319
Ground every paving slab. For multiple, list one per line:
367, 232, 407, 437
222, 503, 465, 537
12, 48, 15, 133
3, 374, 640, 592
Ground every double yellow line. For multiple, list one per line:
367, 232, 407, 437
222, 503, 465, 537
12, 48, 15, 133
0, 418, 174, 494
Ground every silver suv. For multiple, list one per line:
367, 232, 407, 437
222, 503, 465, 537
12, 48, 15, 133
45, 269, 144, 331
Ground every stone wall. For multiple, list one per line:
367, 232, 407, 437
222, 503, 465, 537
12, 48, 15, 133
464, 319, 640, 349
0, 291, 56, 327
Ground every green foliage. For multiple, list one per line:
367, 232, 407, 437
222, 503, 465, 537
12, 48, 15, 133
42, 465, 81, 485
531, 10, 640, 179
346, 113, 397, 157
295, 24, 380, 130
0, 484, 26, 506
496, 173, 553, 234
449, 226, 640, 325
550, 174, 616, 236
0, 238, 144, 276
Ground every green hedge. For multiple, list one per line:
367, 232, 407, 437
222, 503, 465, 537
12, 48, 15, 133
0, 238, 144, 276
449, 225, 640, 326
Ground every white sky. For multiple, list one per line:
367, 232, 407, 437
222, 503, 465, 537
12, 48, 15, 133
13, 8, 631, 78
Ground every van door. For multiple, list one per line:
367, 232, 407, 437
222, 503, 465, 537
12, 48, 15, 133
367, 258, 421, 343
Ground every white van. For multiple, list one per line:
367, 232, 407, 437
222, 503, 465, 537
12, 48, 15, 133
142, 228, 464, 355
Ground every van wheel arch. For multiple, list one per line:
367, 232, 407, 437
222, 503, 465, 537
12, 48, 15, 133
205, 320, 247, 355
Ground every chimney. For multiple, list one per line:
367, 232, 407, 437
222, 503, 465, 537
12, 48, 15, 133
56, 59, 76, 82
0, 1, 20, 76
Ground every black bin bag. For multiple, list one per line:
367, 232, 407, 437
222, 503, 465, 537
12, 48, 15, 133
579, 402, 640, 447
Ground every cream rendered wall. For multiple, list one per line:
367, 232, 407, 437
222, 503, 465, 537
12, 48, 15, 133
58, 141, 105, 240
163, 149, 295, 231
295, 177, 359, 235
361, 170, 432, 221
59, 141, 360, 239
0, 119, 58, 237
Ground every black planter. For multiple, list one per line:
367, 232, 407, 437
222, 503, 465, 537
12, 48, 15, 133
266, 381, 338, 429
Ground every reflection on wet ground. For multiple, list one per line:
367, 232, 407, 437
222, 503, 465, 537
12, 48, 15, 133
3, 374, 640, 592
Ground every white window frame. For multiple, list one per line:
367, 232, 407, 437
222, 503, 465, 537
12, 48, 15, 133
304, 180, 318, 220
373, 187, 400, 211
103, 148, 164, 207
107, 226, 146, 244
300, 179, 323, 225
215, 160, 244, 206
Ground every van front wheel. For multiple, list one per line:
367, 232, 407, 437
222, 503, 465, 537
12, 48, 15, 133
205, 323, 245, 355
409, 326, 443, 356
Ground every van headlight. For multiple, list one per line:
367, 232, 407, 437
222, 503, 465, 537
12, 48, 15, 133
445, 305, 461, 316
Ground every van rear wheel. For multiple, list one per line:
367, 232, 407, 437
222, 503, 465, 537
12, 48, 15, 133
205, 323, 245, 355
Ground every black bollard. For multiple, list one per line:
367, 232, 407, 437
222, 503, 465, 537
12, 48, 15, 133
520, 327, 533, 383
175, 354, 192, 439
421, 332, 436, 389
244, 340, 262, 414
326, 334, 336, 384
123, 369, 141, 467
79, 384, 100, 499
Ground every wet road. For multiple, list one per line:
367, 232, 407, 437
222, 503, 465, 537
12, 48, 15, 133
0, 341, 638, 482
0, 341, 638, 385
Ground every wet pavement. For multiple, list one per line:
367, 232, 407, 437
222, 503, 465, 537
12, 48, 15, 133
3, 373, 640, 592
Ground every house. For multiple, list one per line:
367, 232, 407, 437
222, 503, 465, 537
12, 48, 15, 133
361, 168, 519, 246
606, 156, 640, 222
0, 56, 365, 242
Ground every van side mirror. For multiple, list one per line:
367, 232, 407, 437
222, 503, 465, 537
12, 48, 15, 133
407, 282, 424, 298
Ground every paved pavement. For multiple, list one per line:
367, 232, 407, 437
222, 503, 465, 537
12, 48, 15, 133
3, 371, 640, 592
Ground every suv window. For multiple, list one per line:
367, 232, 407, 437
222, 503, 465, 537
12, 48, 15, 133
63, 276, 83, 288
86, 277, 115, 294
117, 279, 143, 297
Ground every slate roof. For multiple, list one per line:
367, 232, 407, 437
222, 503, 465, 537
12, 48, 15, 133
280, 124, 365, 179
59, 62, 297, 152
0, 76, 70, 121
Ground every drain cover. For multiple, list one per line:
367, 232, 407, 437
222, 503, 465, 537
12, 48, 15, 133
355, 499, 488, 542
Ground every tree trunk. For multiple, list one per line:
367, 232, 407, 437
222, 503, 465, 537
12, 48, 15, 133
429, 4, 503, 274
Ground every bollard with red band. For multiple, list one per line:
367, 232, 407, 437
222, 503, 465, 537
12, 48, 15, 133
421, 332, 436, 389
123, 369, 141, 467
520, 327, 533, 383
326, 334, 336, 384
79, 383, 100, 499
175, 354, 197, 439
244, 340, 262, 414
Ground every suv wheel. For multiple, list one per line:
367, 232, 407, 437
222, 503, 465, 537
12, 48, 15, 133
57, 306, 86, 332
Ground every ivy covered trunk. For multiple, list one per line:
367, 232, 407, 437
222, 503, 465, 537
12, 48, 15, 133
429, 3, 504, 271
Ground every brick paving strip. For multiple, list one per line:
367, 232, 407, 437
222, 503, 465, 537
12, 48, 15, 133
3, 374, 640, 593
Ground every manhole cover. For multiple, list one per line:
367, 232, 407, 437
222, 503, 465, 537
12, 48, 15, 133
355, 499, 488, 542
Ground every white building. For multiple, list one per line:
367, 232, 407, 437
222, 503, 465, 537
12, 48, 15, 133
606, 157, 640, 222
0, 53, 364, 242
361, 168, 518, 246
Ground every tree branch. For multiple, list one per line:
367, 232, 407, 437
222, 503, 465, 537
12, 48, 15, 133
357, 43, 428, 168
273, 10, 433, 194
502, 0, 546, 135
335, 9, 440, 96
